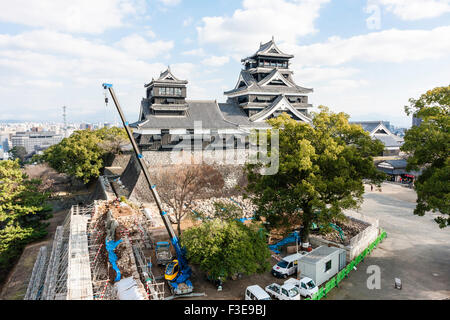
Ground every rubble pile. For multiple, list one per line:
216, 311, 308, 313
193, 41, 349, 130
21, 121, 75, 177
191, 196, 257, 219
319, 218, 368, 244
90, 200, 150, 299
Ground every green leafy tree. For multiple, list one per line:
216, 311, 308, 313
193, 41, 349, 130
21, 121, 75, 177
213, 201, 244, 220
181, 219, 271, 281
0, 160, 52, 283
402, 85, 450, 228
43, 130, 103, 184
42, 127, 127, 184
96, 127, 129, 155
245, 108, 384, 244
9, 146, 27, 165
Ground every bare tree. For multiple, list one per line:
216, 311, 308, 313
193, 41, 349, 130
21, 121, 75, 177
152, 164, 224, 236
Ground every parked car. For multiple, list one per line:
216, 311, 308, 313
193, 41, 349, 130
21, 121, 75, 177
284, 277, 318, 298
271, 252, 308, 278
265, 283, 300, 300
245, 285, 271, 300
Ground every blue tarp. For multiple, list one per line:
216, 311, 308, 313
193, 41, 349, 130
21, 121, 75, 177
106, 239, 123, 282
268, 231, 301, 254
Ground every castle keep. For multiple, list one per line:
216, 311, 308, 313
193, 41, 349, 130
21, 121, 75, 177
131, 38, 313, 151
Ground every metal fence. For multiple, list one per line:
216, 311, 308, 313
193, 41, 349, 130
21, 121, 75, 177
306, 229, 387, 300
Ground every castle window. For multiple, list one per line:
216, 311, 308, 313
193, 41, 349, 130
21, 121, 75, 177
159, 87, 180, 96
267, 79, 287, 86
375, 129, 388, 134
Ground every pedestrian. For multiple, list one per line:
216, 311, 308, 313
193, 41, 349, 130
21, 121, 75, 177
370, 185, 373, 191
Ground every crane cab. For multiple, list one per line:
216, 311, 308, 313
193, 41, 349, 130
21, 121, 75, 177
165, 259, 179, 281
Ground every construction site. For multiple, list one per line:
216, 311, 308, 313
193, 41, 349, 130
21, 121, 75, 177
17, 84, 384, 301
21, 166, 381, 301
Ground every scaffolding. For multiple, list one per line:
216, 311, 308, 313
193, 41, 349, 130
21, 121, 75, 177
132, 243, 164, 300
24, 246, 48, 300
25, 200, 163, 300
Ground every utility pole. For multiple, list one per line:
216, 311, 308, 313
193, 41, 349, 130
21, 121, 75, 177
62, 106, 68, 138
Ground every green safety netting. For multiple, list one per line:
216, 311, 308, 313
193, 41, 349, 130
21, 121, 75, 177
337, 270, 346, 284
325, 277, 336, 295
318, 287, 325, 299
304, 230, 387, 301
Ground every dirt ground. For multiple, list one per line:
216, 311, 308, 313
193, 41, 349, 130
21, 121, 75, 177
0, 208, 69, 300
182, 257, 289, 300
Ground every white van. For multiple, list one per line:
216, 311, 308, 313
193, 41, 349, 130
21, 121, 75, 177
284, 277, 318, 298
271, 252, 308, 278
245, 285, 271, 300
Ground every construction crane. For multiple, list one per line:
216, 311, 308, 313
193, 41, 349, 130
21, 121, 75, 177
102, 83, 193, 296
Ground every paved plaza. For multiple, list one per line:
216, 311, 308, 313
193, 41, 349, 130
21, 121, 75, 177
327, 183, 450, 300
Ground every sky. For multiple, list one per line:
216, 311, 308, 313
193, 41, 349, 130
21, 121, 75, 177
0, 0, 449, 128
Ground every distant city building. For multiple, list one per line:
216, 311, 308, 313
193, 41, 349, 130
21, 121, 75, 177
11, 131, 63, 155
80, 123, 93, 130
0, 134, 10, 152
350, 121, 404, 156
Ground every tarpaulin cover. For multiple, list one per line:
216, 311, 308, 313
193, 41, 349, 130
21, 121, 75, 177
114, 277, 145, 300
106, 239, 123, 282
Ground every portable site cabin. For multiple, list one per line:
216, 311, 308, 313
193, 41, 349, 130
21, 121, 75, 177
297, 246, 346, 287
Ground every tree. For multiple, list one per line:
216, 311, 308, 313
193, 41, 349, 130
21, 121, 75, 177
245, 108, 384, 244
96, 127, 129, 155
9, 146, 27, 165
181, 219, 271, 282
152, 164, 224, 236
0, 160, 52, 283
42, 130, 104, 184
41, 127, 127, 184
402, 85, 450, 228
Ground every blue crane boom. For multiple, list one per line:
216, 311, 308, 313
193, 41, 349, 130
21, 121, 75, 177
102, 83, 192, 294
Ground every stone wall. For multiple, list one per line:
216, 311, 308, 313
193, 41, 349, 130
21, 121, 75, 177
141, 150, 250, 168
120, 151, 248, 204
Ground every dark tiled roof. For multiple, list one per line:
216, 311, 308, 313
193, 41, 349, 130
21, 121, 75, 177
224, 69, 313, 96
218, 103, 269, 128
242, 38, 294, 61
132, 100, 238, 130
373, 134, 403, 148
384, 159, 407, 168
350, 121, 390, 133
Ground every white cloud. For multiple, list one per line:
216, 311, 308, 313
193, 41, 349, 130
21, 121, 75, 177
376, 0, 450, 20
182, 48, 206, 56
201, 56, 230, 67
157, 0, 181, 6
144, 28, 157, 39
294, 67, 360, 84
183, 17, 194, 27
286, 26, 450, 67
197, 0, 331, 55
0, 29, 175, 120
114, 34, 174, 59
0, 0, 140, 34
